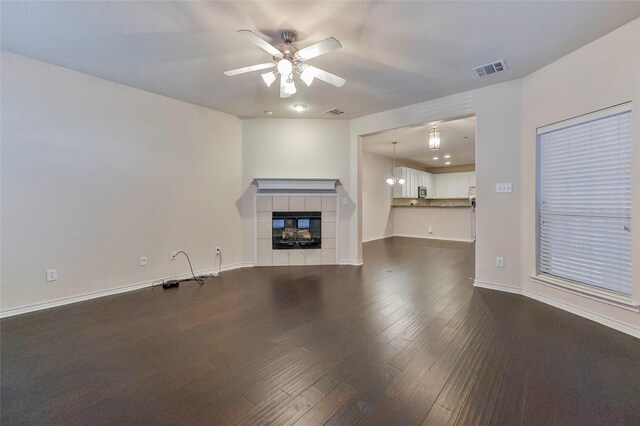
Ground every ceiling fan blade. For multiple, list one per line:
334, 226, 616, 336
305, 66, 346, 88
224, 63, 275, 76
295, 37, 342, 61
237, 29, 282, 57
280, 75, 291, 98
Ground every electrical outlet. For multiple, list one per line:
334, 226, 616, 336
139, 256, 147, 266
215, 247, 221, 256
427, 225, 433, 234
496, 256, 504, 268
496, 183, 512, 193
46, 269, 58, 282
171, 251, 177, 260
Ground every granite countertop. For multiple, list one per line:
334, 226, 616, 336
392, 198, 472, 208
392, 204, 472, 208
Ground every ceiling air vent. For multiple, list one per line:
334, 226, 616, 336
473, 60, 507, 77
325, 108, 344, 116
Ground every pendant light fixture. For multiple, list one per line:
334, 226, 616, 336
386, 141, 406, 185
428, 124, 441, 151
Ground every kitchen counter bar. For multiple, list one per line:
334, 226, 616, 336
392, 205, 471, 208
392, 198, 472, 208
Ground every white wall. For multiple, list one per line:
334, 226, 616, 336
361, 151, 394, 242
240, 118, 353, 263
351, 80, 523, 289
1, 51, 244, 314
393, 208, 473, 242
520, 18, 640, 334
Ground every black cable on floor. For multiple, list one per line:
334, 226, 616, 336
173, 251, 205, 285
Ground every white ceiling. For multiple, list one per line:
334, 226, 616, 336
2, 1, 640, 119
363, 116, 476, 169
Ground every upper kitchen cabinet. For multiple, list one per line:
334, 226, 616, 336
435, 171, 475, 199
393, 167, 474, 199
392, 166, 436, 199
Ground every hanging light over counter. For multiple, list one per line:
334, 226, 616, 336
386, 141, 406, 186
428, 124, 441, 151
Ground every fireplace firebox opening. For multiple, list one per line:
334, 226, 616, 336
272, 211, 321, 250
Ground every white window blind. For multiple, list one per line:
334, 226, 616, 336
537, 105, 632, 296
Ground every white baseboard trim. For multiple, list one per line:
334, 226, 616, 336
394, 234, 474, 243
362, 235, 393, 243
0, 262, 252, 319
473, 280, 521, 295
339, 260, 364, 266
474, 280, 640, 338
522, 289, 640, 339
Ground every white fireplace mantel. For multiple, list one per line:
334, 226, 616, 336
253, 178, 340, 192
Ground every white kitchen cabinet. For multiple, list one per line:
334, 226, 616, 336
407, 169, 415, 198
456, 172, 471, 197
433, 172, 475, 198
446, 174, 458, 198
391, 166, 435, 199
435, 174, 449, 198
391, 167, 404, 198
393, 168, 474, 199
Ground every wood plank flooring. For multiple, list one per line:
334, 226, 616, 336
2, 237, 639, 425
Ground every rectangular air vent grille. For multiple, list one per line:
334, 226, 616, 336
473, 60, 507, 77
325, 108, 344, 116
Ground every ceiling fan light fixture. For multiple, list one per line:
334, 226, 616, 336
300, 66, 316, 86
283, 78, 297, 95
428, 125, 441, 151
277, 59, 293, 76
225, 30, 346, 99
261, 71, 277, 87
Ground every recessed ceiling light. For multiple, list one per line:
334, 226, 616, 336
445, 161, 451, 165
432, 156, 439, 160
293, 104, 307, 112
444, 154, 451, 158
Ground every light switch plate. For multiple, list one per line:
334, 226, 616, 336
496, 183, 512, 193
46, 269, 58, 282
139, 256, 147, 266
496, 257, 504, 268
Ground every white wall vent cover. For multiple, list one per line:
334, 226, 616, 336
325, 108, 344, 116
473, 60, 507, 77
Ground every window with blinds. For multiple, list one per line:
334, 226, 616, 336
536, 104, 632, 296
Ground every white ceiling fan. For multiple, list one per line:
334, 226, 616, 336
224, 30, 346, 98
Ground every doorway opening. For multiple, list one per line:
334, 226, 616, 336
359, 114, 477, 260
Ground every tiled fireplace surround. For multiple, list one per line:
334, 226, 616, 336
255, 195, 338, 266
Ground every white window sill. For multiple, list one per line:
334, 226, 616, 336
530, 274, 639, 313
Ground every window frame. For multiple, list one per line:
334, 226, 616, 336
534, 102, 638, 311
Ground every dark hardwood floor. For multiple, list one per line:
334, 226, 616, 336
2, 237, 639, 425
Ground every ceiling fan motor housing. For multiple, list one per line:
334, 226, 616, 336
281, 31, 296, 44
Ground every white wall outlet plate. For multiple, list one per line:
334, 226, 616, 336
427, 225, 433, 234
139, 256, 147, 266
171, 251, 177, 260
46, 269, 58, 282
496, 183, 512, 193
495, 256, 504, 268
215, 247, 221, 256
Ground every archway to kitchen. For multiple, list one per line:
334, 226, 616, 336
358, 114, 477, 274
